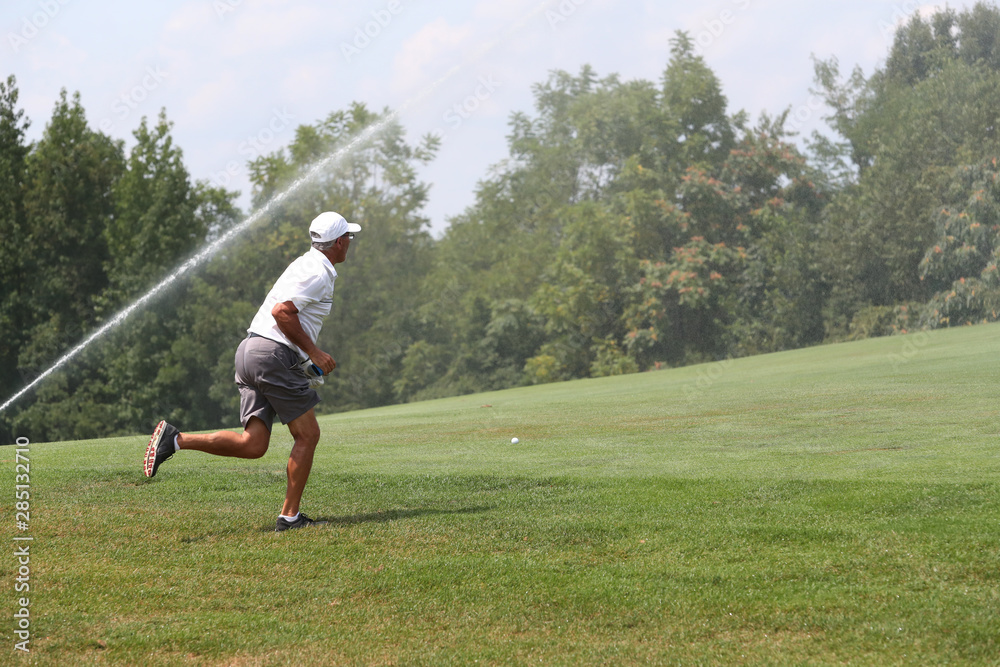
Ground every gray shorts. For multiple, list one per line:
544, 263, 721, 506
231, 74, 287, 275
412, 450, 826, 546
234, 335, 320, 431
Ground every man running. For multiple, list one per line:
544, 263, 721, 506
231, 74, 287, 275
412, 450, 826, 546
143, 211, 360, 531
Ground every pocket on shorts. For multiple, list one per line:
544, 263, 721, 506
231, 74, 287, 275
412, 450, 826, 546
275, 345, 300, 371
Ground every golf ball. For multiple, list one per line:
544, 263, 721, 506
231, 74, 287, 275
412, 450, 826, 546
511, 437, 519, 444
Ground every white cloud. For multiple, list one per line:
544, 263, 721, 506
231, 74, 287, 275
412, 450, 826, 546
217, 3, 333, 57
917, 3, 943, 20
472, 0, 537, 20
183, 77, 240, 121
22, 31, 88, 76
163, 1, 216, 37
162, 1, 333, 58
389, 18, 476, 96
278, 59, 339, 107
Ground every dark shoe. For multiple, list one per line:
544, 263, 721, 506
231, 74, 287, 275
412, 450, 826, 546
275, 513, 322, 532
144, 420, 179, 478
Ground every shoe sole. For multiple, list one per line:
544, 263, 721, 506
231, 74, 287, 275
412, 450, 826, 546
144, 420, 166, 478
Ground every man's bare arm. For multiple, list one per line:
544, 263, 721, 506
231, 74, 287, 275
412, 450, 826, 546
271, 301, 336, 373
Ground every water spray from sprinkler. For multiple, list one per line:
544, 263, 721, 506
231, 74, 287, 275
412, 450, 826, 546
0, 0, 560, 417
0, 117, 394, 416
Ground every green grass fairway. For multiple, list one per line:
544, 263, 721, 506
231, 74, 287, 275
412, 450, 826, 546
6, 323, 1000, 664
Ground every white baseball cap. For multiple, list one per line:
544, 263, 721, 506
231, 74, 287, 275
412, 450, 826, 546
309, 211, 361, 242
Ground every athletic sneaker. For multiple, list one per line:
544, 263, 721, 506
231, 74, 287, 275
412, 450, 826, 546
275, 513, 320, 532
144, 420, 179, 478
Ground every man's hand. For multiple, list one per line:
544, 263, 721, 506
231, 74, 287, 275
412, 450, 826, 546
310, 349, 336, 375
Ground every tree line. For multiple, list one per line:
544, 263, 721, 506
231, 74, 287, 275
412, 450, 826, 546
4, 4, 1000, 443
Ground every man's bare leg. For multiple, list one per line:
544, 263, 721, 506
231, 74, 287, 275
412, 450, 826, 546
280, 408, 321, 517
178, 416, 271, 459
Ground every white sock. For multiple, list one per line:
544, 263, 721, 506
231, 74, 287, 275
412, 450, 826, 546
279, 512, 300, 522
173, 435, 180, 452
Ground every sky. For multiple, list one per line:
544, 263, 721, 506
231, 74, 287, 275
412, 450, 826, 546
1, 0, 971, 236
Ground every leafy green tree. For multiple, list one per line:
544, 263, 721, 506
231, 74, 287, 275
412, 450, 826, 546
883, 10, 955, 86
524, 202, 635, 381
9, 104, 241, 440
419, 35, 742, 388
89, 112, 241, 434
0, 75, 31, 437
956, 2, 1000, 70
419, 32, 831, 392
393, 340, 450, 401
17, 91, 124, 364
915, 158, 1000, 328
732, 205, 828, 354
661, 32, 736, 170
814, 4, 1000, 333
619, 111, 828, 365
5, 91, 124, 440
102, 111, 207, 300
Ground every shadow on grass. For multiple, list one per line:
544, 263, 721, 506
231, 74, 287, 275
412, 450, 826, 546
250, 504, 495, 533
321, 504, 493, 526
177, 506, 494, 541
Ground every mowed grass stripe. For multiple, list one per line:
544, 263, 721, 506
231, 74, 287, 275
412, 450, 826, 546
7, 323, 1000, 664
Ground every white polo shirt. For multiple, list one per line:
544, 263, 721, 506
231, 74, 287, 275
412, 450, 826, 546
247, 247, 337, 360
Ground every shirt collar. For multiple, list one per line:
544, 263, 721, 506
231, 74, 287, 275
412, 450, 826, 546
308, 246, 337, 279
